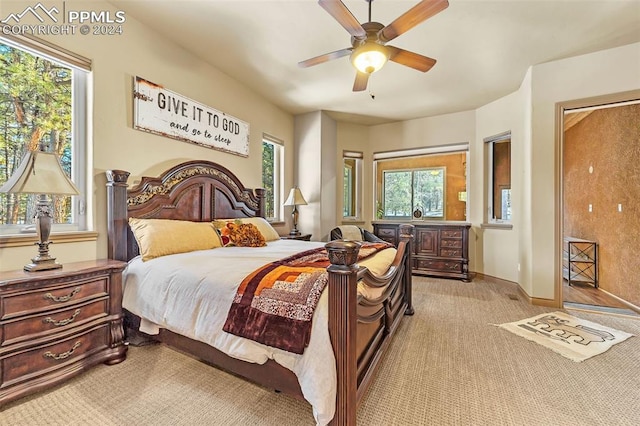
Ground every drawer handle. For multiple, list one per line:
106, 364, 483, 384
43, 287, 81, 303
43, 309, 81, 327
43, 341, 82, 361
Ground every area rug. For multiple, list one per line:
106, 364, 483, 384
494, 311, 634, 362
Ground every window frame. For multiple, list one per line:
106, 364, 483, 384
381, 167, 446, 220
0, 33, 90, 236
484, 131, 512, 225
261, 134, 284, 222
342, 150, 362, 220
373, 143, 469, 222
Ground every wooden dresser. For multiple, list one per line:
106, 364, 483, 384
0, 259, 128, 405
373, 221, 472, 282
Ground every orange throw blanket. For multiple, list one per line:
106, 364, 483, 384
223, 242, 392, 354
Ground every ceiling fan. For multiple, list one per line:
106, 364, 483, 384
299, 0, 449, 92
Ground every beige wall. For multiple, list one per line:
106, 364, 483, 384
473, 89, 526, 285
368, 111, 476, 153
294, 111, 337, 241
528, 42, 640, 301
0, 1, 294, 271
335, 122, 370, 229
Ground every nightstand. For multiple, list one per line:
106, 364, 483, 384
0, 259, 128, 405
281, 233, 312, 241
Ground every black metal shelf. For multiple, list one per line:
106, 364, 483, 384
563, 237, 598, 288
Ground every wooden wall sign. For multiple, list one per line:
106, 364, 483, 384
133, 76, 250, 157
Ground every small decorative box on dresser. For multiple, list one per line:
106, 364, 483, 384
0, 259, 128, 405
373, 221, 472, 282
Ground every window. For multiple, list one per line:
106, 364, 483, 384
262, 135, 283, 221
0, 35, 89, 235
485, 131, 511, 223
382, 168, 445, 219
374, 144, 468, 221
342, 151, 362, 219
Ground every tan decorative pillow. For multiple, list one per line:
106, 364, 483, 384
129, 218, 222, 261
213, 219, 267, 247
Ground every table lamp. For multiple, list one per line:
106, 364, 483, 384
283, 187, 307, 236
0, 148, 80, 271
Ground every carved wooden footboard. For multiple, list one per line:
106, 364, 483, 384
105, 160, 413, 425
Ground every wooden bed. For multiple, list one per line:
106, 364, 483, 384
105, 160, 414, 425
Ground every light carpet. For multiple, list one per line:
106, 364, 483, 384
494, 311, 634, 362
2, 276, 640, 425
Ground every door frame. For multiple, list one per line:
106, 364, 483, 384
554, 89, 640, 308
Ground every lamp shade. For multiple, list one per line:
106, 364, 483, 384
283, 187, 307, 206
0, 150, 80, 196
350, 42, 389, 74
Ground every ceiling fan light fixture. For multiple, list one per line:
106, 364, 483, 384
350, 42, 389, 74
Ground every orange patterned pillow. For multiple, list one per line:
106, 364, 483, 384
214, 220, 266, 247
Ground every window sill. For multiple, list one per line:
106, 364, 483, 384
481, 222, 513, 230
0, 231, 98, 248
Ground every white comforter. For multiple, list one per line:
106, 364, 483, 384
122, 239, 396, 426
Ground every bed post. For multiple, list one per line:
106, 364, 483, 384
106, 170, 130, 261
255, 187, 266, 218
326, 240, 360, 426
398, 223, 415, 315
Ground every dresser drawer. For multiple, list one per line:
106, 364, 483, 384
1, 324, 109, 387
440, 248, 462, 258
378, 236, 396, 245
376, 227, 397, 244
1, 298, 109, 347
415, 259, 462, 273
376, 228, 396, 238
441, 229, 463, 239
1, 277, 108, 320
440, 239, 462, 249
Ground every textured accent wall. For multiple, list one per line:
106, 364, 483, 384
563, 103, 640, 307
376, 152, 467, 221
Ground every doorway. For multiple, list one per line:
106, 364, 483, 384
559, 92, 640, 317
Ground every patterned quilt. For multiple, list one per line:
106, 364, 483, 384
222, 242, 392, 354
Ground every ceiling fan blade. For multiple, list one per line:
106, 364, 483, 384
380, 0, 449, 43
298, 47, 353, 68
319, 0, 366, 39
387, 46, 436, 72
353, 71, 369, 92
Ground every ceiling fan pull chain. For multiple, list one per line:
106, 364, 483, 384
369, 76, 375, 100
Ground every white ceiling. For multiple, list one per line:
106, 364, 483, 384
111, 0, 640, 125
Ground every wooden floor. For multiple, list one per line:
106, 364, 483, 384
563, 279, 639, 316
563, 280, 626, 307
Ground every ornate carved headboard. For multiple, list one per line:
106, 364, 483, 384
106, 160, 265, 262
